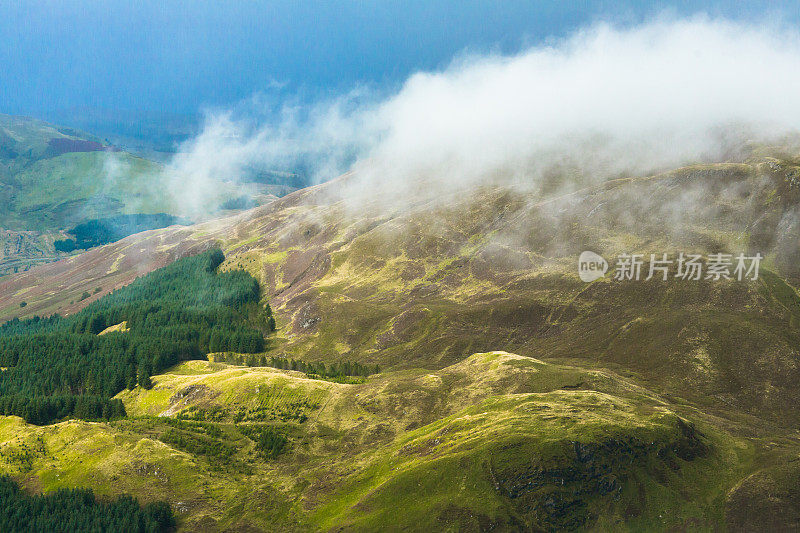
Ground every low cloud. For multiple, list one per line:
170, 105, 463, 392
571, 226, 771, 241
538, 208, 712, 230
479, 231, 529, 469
164, 15, 800, 215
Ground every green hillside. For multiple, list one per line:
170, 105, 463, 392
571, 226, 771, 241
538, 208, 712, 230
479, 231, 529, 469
0, 353, 758, 531
0, 113, 171, 231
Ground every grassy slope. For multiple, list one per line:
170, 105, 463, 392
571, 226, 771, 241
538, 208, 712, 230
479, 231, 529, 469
0, 353, 759, 531
10, 152, 170, 227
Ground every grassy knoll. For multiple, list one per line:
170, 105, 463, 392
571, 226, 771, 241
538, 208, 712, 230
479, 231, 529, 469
94, 353, 776, 530
0, 350, 790, 531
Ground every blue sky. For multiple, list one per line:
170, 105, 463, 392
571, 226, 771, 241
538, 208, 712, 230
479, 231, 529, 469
1, 0, 796, 119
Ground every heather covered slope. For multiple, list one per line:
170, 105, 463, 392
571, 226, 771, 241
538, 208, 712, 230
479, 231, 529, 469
2, 152, 800, 529
7, 154, 798, 420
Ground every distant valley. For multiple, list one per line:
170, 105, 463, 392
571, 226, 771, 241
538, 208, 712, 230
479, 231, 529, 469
0, 113, 300, 274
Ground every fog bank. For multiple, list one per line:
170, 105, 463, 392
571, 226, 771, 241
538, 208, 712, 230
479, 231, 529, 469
166, 16, 800, 214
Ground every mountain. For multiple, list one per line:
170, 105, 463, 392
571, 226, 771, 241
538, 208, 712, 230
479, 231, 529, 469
0, 113, 173, 231
43, 108, 201, 162
0, 113, 183, 274
0, 113, 304, 275
1, 150, 800, 530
